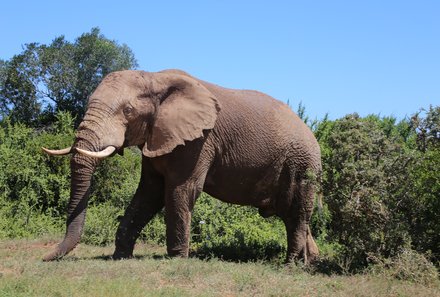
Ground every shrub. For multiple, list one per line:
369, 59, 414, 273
90, 147, 141, 209
0, 202, 63, 238
368, 249, 439, 286
406, 147, 440, 262
315, 114, 416, 270
82, 201, 122, 246
139, 212, 166, 245
0, 113, 73, 236
191, 193, 286, 262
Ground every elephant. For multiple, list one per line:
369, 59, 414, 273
42, 69, 321, 263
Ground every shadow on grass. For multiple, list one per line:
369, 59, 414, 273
61, 247, 346, 276
190, 250, 346, 277
308, 258, 344, 275
77, 250, 283, 264
84, 253, 169, 261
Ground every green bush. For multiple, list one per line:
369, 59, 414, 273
90, 147, 141, 208
139, 213, 166, 245
82, 201, 122, 246
407, 148, 440, 261
0, 202, 63, 238
314, 114, 418, 270
368, 249, 439, 286
0, 113, 73, 237
191, 193, 286, 262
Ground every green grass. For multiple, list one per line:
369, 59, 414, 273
0, 238, 438, 297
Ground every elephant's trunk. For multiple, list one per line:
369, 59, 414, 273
43, 141, 99, 261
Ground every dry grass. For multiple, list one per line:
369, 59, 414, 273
0, 238, 439, 297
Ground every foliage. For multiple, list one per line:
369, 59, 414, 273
139, 213, 167, 246
0, 51, 41, 126
0, 112, 74, 218
308, 107, 440, 271
0, 203, 62, 238
191, 193, 286, 262
411, 105, 440, 151
315, 114, 416, 269
91, 148, 142, 208
82, 201, 122, 246
368, 248, 439, 286
404, 106, 440, 262
0, 28, 138, 126
406, 148, 440, 260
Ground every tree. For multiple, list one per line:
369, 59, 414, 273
0, 59, 7, 94
411, 105, 440, 152
0, 28, 138, 126
0, 50, 41, 125
406, 106, 440, 262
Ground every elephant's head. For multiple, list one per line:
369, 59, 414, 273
42, 70, 220, 261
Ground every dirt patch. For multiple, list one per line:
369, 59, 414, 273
26, 241, 58, 249
0, 267, 20, 277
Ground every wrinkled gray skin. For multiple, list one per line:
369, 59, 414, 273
43, 69, 321, 263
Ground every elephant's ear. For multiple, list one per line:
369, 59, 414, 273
142, 72, 221, 158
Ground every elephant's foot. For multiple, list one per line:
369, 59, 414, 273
112, 249, 134, 260
114, 227, 137, 260
113, 243, 135, 260
306, 231, 319, 264
285, 237, 319, 265
167, 246, 189, 258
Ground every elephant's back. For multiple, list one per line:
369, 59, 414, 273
202, 81, 314, 143
201, 81, 320, 170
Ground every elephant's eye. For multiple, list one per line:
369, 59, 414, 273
123, 106, 133, 116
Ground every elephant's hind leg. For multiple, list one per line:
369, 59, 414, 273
306, 225, 319, 262
113, 158, 165, 259
282, 176, 318, 264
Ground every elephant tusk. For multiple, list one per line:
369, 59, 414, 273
76, 146, 116, 159
42, 147, 72, 156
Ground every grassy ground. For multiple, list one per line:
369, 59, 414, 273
0, 238, 439, 297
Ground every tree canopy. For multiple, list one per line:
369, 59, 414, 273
0, 28, 138, 126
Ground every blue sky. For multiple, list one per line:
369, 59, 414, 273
1, 0, 439, 120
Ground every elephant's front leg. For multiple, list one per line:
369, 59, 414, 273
113, 160, 165, 259
113, 186, 164, 259
164, 182, 201, 257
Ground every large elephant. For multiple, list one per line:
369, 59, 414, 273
42, 69, 321, 263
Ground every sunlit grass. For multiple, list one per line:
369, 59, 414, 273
0, 239, 438, 297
